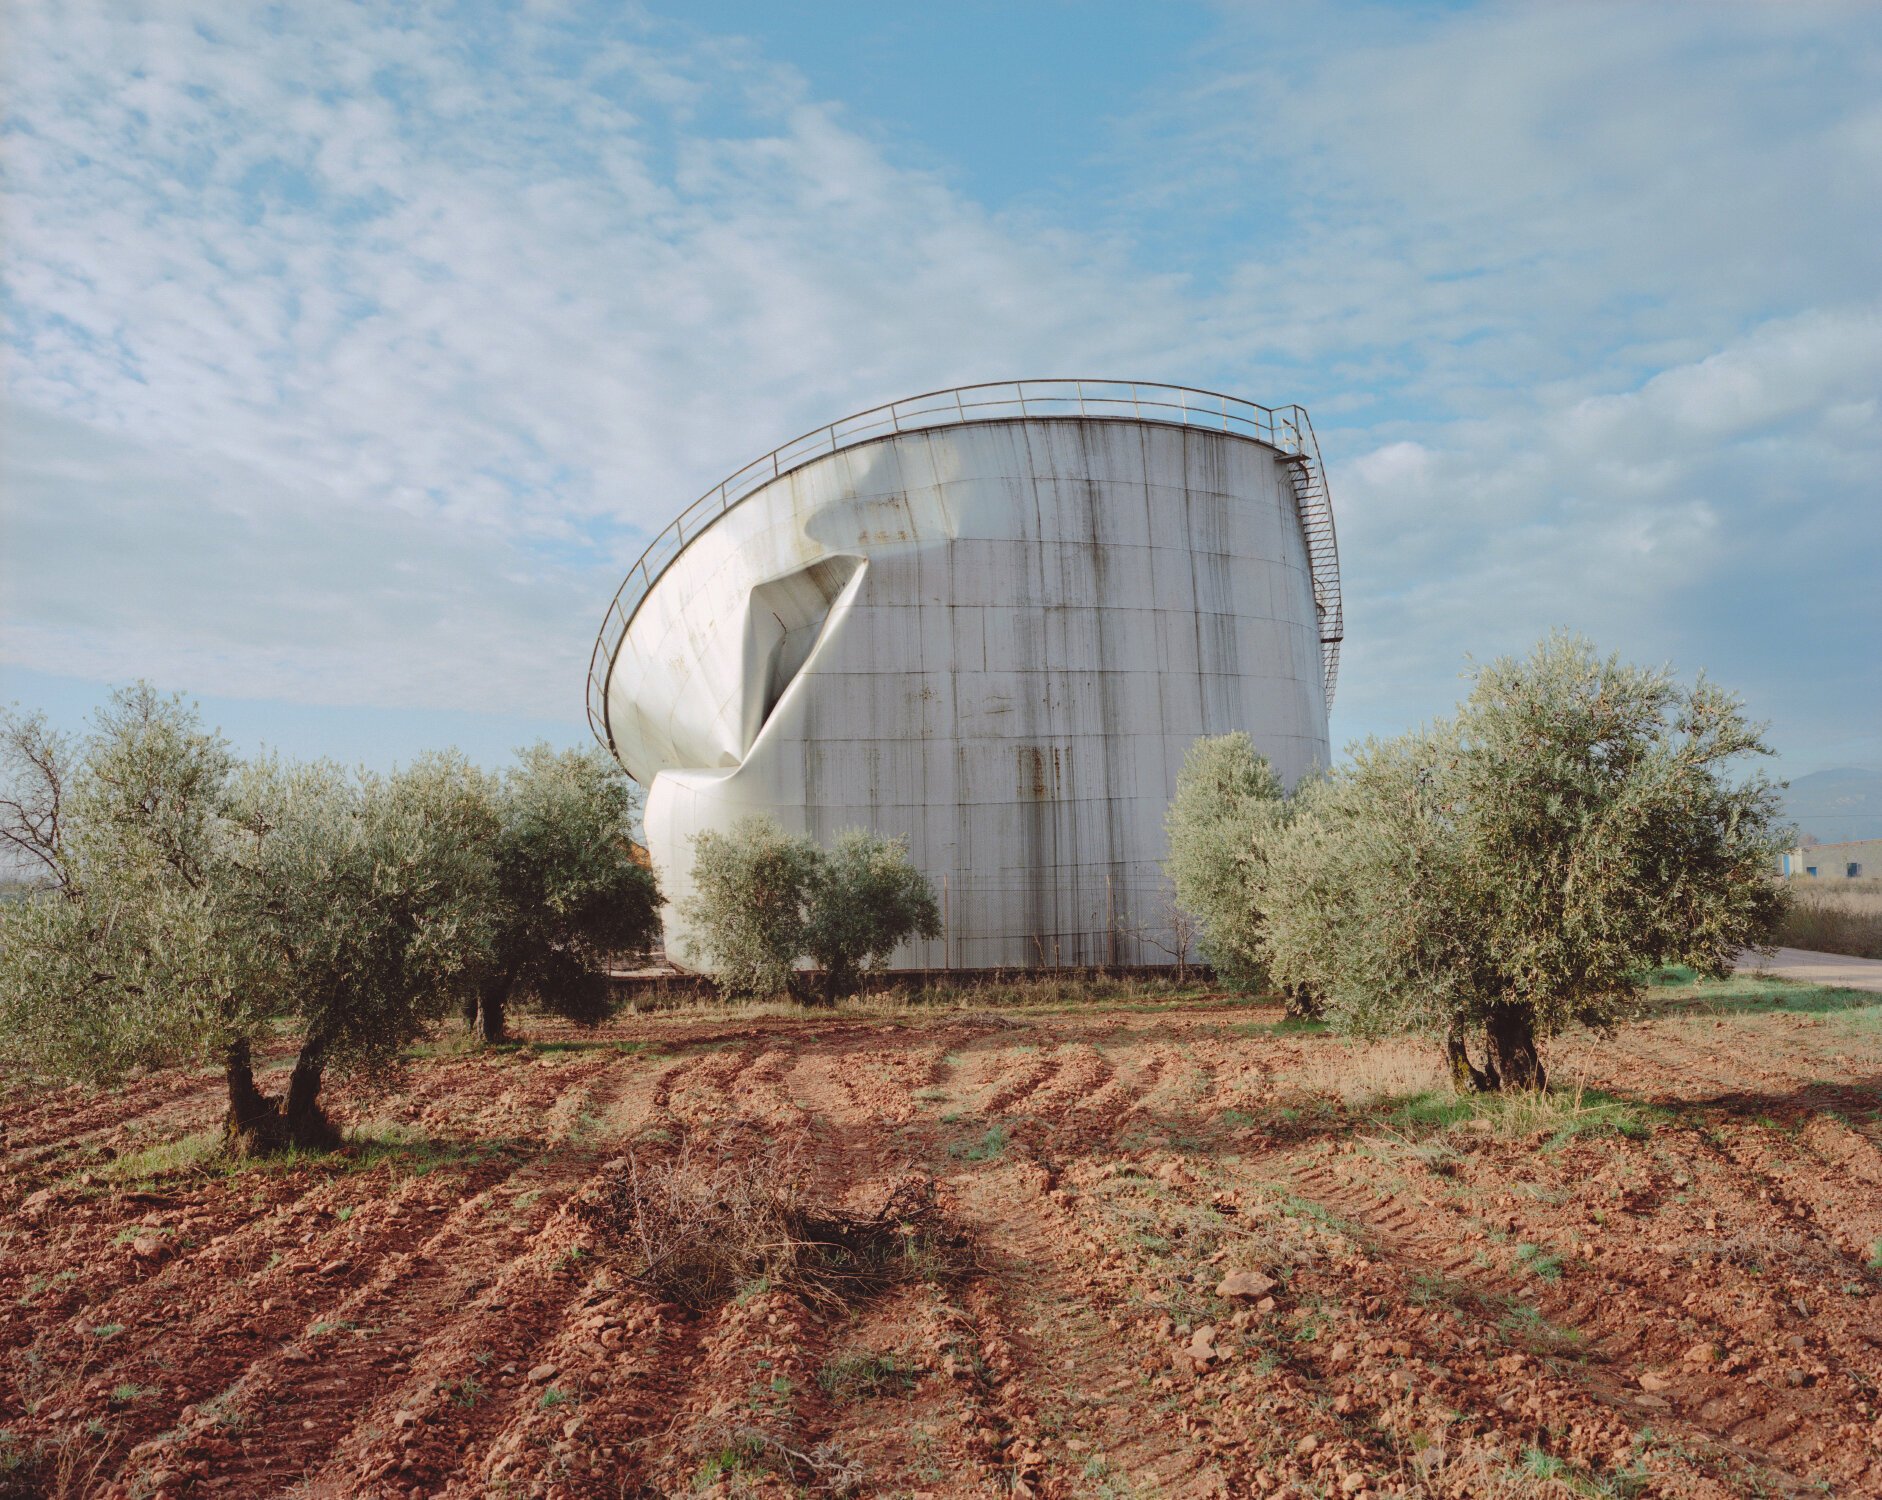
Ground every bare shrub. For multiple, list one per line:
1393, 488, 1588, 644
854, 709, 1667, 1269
578, 1131, 959, 1309
681, 1422, 866, 1496
0, 1424, 115, 1500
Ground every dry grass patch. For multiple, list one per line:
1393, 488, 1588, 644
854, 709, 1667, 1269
1779, 875, 1882, 959
576, 1130, 964, 1310
1276, 1035, 1446, 1107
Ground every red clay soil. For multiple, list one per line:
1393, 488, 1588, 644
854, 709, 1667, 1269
2, 984, 1879, 1499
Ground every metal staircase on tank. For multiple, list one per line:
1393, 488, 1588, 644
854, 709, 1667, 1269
1278, 411, 1344, 711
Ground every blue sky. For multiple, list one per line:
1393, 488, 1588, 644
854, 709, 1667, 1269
2, 0, 1878, 778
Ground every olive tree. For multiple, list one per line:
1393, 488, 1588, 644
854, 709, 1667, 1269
223, 752, 500, 1146
677, 818, 822, 1001
1259, 635, 1790, 1090
1163, 732, 1291, 990
678, 818, 939, 1003
0, 688, 514, 1151
0, 687, 264, 1091
804, 827, 941, 1003
465, 745, 663, 1044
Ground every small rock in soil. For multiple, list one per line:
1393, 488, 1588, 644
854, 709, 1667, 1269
1216, 1269, 1278, 1300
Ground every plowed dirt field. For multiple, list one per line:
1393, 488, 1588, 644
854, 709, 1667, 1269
3, 975, 1879, 1498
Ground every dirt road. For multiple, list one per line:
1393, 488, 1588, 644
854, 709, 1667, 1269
1740, 945, 1882, 994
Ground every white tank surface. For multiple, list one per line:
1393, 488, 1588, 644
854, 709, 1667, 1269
587, 381, 1343, 970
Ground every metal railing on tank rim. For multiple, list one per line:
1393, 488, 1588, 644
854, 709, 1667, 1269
586, 378, 1345, 753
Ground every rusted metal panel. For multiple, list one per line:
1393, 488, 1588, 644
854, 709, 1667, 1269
604, 405, 1337, 970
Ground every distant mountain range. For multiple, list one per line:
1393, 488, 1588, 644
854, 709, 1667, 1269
1780, 767, 1882, 846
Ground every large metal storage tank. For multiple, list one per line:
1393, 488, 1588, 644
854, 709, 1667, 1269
587, 381, 1342, 970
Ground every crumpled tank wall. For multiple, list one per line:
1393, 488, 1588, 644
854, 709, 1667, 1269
611, 417, 1330, 970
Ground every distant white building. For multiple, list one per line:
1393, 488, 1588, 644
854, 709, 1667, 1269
586, 381, 1343, 969
1782, 838, 1882, 879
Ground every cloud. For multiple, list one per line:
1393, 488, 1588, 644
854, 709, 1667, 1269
0, 2, 1197, 721
1121, 1, 1882, 405
0, 4, 1191, 540
1106, 3, 1882, 765
0, 404, 611, 719
1329, 306, 1882, 761
1, 1, 1877, 774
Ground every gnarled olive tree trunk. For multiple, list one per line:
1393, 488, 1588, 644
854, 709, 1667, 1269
473, 964, 519, 1045
223, 1037, 276, 1146
282, 1036, 337, 1148
1483, 1004, 1546, 1092
222, 1034, 339, 1153
1445, 1023, 1500, 1094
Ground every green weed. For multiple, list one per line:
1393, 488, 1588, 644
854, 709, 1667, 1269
1384, 1084, 1663, 1146
110, 1383, 158, 1404
948, 1124, 1009, 1162
817, 1350, 918, 1403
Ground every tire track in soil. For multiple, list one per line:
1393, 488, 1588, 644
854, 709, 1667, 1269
651, 1045, 803, 1132
1111, 1048, 1171, 1122
813, 1280, 975, 1491
417, 1038, 835, 1496
695, 1026, 1040, 1495
4, 1160, 514, 1470
1029, 1142, 1479, 1494
1188, 1041, 1274, 1118
2, 1182, 275, 1350
1610, 1119, 1882, 1479
1596, 1032, 1882, 1267
1118, 1044, 1212, 1129
1590, 1020, 1880, 1123
18, 1003, 1874, 1495
119, 1057, 645, 1499
45, 1187, 506, 1487
0, 1033, 319, 1152
0, 1065, 297, 1207
315, 1229, 670, 1495
1278, 1147, 1866, 1494
3, 1055, 621, 1370
947, 1158, 1228, 1497
637, 1288, 841, 1496
620, 1038, 856, 1493
405, 1222, 704, 1496
973, 1045, 1059, 1119
2, 1073, 240, 1156
1019, 1043, 1115, 1125
347, 1056, 534, 1138
1587, 1024, 1868, 1117
425, 1281, 678, 1499
1265, 1154, 1704, 1489
786, 1039, 948, 1129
